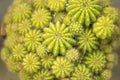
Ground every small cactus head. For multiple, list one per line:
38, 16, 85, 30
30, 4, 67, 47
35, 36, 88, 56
1, 0, 120, 80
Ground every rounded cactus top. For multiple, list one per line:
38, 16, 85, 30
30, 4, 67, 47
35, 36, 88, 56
67, 0, 102, 26
1, 0, 120, 80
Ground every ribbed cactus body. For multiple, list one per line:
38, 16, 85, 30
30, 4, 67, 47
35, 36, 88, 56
71, 65, 91, 80
13, 3, 32, 22
43, 21, 76, 55
1, 0, 120, 80
22, 53, 40, 73
67, 0, 102, 26
48, 0, 67, 12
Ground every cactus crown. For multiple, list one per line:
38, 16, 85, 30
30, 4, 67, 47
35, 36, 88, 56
1, 0, 120, 80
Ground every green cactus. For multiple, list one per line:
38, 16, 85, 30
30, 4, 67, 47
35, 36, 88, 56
53, 12, 66, 23
24, 30, 42, 51
19, 70, 32, 80
100, 0, 111, 8
31, 8, 51, 29
36, 44, 48, 58
33, 0, 48, 9
3, 5, 13, 24
13, 3, 32, 22
93, 16, 115, 39
43, 21, 76, 55
78, 30, 98, 52
6, 23, 18, 35
4, 33, 20, 49
71, 64, 91, 80
12, 44, 27, 61
65, 48, 80, 62
93, 76, 101, 80
41, 54, 54, 68
103, 7, 119, 22
52, 57, 73, 78
6, 56, 22, 72
1, 48, 11, 62
1, 0, 120, 80
84, 51, 106, 73
67, 0, 102, 26
63, 15, 71, 25
33, 70, 54, 80
100, 69, 112, 80
48, 0, 67, 12
22, 53, 40, 73
18, 19, 32, 35
69, 22, 83, 36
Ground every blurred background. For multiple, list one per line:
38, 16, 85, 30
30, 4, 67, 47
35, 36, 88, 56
0, 0, 120, 80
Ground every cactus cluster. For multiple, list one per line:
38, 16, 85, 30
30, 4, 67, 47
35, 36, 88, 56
1, 0, 120, 80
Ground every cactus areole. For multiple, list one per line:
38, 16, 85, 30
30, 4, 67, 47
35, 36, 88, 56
1, 0, 120, 80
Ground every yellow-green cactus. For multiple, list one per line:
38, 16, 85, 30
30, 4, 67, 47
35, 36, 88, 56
65, 48, 80, 62
18, 19, 32, 35
93, 76, 101, 80
6, 56, 22, 72
13, 3, 32, 22
78, 30, 98, 52
48, 0, 67, 12
33, 0, 48, 9
24, 30, 42, 51
41, 54, 54, 68
71, 64, 91, 80
52, 57, 73, 78
31, 9, 51, 28
1, 48, 11, 62
84, 51, 106, 73
6, 23, 18, 35
43, 21, 76, 55
67, 0, 102, 26
19, 70, 32, 80
1, 0, 120, 80
36, 44, 48, 58
33, 70, 54, 80
103, 7, 119, 22
12, 44, 27, 61
53, 12, 66, 23
69, 22, 83, 36
22, 53, 40, 73
93, 16, 115, 39
4, 33, 20, 49
100, 69, 112, 80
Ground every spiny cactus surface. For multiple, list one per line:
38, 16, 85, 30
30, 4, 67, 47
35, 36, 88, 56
1, 0, 120, 80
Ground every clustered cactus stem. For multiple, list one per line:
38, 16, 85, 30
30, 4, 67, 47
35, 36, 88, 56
1, 0, 120, 80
